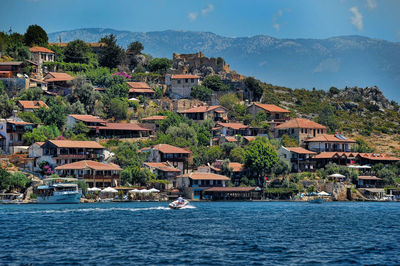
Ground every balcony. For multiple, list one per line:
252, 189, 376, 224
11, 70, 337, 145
54, 154, 88, 159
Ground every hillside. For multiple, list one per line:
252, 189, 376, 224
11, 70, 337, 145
49, 28, 400, 101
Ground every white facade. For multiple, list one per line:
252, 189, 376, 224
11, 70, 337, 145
165, 75, 200, 99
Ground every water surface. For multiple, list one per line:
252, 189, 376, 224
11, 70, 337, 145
0, 202, 399, 265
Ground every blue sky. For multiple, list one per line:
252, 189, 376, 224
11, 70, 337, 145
1, 0, 399, 41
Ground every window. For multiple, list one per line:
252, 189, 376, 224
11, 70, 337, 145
191, 79, 194, 83
185, 79, 188, 83
177, 80, 181, 84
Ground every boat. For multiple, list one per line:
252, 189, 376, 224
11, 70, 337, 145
309, 198, 324, 204
36, 178, 82, 204
169, 199, 190, 209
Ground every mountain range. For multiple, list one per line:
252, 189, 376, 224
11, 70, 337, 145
49, 28, 400, 101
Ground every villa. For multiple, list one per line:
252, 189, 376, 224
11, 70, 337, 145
180, 105, 228, 122
278, 146, 316, 172
165, 74, 201, 99
275, 118, 327, 146
304, 133, 356, 153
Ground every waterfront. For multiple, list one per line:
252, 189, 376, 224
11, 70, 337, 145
1, 202, 400, 265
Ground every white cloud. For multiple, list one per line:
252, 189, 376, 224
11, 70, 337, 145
366, 0, 377, 10
273, 23, 280, 32
201, 4, 214, 15
349, 6, 363, 31
188, 12, 198, 22
272, 9, 285, 32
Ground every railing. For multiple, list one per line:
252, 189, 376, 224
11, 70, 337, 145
54, 154, 87, 159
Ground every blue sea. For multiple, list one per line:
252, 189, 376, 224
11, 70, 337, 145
0, 202, 399, 265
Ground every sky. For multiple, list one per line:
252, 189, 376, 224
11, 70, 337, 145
1, 0, 399, 42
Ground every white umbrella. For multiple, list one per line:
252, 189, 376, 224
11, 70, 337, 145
128, 97, 139, 102
149, 188, 160, 193
88, 187, 102, 192
101, 187, 118, 193
348, 165, 358, 168
139, 189, 150, 193
129, 189, 140, 193
359, 165, 371, 169
318, 191, 330, 196
328, 173, 345, 178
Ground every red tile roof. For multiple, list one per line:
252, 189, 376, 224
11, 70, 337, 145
305, 134, 356, 143
141, 115, 167, 121
243, 136, 256, 142
29, 46, 54, 53
212, 162, 244, 172
7, 121, 34, 125
18, 100, 48, 110
30, 78, 47, 84
70, 114, 106, 124
285, 147, 317, 154
358, 176, 382, 180
180, 172, 230, 181
171, 74, 200, 79
33, 142, 45, 147
359, 153, 399, 161
254, 103, 290, 113
180, 105, 225, 114
127, 82, 151, 89
225, 136, 238, 142
204, 187, 257, 192
89, 123, 152, 131
48, 140, 104, 149
55, 160, 122, 171
45, 72, 74, 82
313, 152, 340, 159
129, 88, 155, 94
140, 144, 190, 154
216, 122, 248, 130
275, 118, 326, 130
143, 162, 181, 172
313, 152, 399, 161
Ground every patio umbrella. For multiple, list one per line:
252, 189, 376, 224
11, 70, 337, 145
359, 165, 371, 169
328, 173, 345, 178
318, 191, 330, 196
149, 188, 160, 193
101, 187, 118, 193
139, 189, 151, 193
348, 165, 358, 168
88, 187, 102, 192
129, 189, 140, 193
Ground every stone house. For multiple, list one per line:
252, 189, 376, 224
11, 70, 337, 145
179, 105, 228, 122
127, 82, 155, 98
17, 100, 48, 112
165, 74, 200, 99
29, 46, 55, 77
247, 103, 290, 130
278, 146, 316, 172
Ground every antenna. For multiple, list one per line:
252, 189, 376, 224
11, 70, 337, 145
8, 26, 12, 35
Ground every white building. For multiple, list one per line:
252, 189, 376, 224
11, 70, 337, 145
165, 74, 200, 99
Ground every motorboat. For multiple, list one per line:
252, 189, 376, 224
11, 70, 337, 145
169, 199, 190, 209
36, 178, 82, 204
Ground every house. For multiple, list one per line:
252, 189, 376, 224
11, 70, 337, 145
175, 172, 230, 200
165, 74, 201, 99
66, 114, 152, 138
39, 140, 105, 167
313, 152, 400, 168
203, 187, 262, 200
44, 72, 74, 95
127, 82, 155, 98
211, 161, 244, 186
17, 100, 48, 112
55, 160, 122, 188
0, 117, 37, 154
139, 144, 191, 174
357, 176, 384, 188
29, 46, 55, 64
304, 133, 356, 153
0, 61, 25, 77
179, 105, 228, 122
247, 103, 290, 129
140, 115, 166, 131
278, 146, 316, 172
29, 78, 47, 90
275, 118, 327, 146
143, 162, 181, 189
213, 122, 250, 137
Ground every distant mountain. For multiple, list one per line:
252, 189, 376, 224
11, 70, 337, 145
49, 28, 400, 101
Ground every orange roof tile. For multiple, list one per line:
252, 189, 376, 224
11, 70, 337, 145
180, 172, 230, 181
129, 88, 155, 94
45, 72, 74, 82
243, 136, 256, 142
275, 118, 326, 130
141, 115, 167, 121
313, 152, 340, 159
171, 74, 200, 79
70, 114, 106, 124
7, 121, 34, 125
358, 176, 382, 180
48, 140, 104, 149
140, 144, 190, 154
55, 160, 122, 171
204, 187, 257, 192
30, 78, 47, 84
225, 136, 238, 142
359, 153, 399, 161
254, 103, 290, 113
305, 134, 356, 143
143, 162, 181, 172
18, 100, 48, 109
285, 147, 317, 154
180, 105, 225, 114
89, 123, 152, 131
33, 142, 45, 146
127, 82, 151, 89
29, 46, 54, 53
216, 122, 248, 130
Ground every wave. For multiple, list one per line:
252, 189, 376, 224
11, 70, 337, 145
7, 206, 173, 214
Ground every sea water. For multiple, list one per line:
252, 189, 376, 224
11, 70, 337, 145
0, 202, 399, 265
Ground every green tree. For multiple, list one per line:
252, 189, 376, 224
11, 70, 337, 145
148, 58, 172, 74
229, 146, 245, 163
244, 77, 263, 101
202, 75, 229, 91
114, 142, 142, 168
23, 125, 61, 145
18, 87, 43, 101
105, 98, 128, 121
244, 137, 279, 185
99, 34, 124, 69
206, 145, 223, 163
0, 81, 15, 118
317, 105, 338, 133
64, 122, 90, 139
0, 168, 12, 191
17, 112, 41, 124
128, 41, 144, 55
377, 168, 396, 186
166, 123, 198, 147
64, 39, 91, 64
10, 172, 31, 191
24, 24, 48, 47
191, 85, 212, 101
68, 78, 101, 114
281, 134, 299, 147
35, 103, 67, 129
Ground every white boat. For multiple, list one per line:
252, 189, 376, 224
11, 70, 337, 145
36, 178, 82, 204
309, 198, 324, 204
169, 199, 190, 209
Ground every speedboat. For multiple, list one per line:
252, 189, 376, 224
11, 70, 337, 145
169, 199, 190, 209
